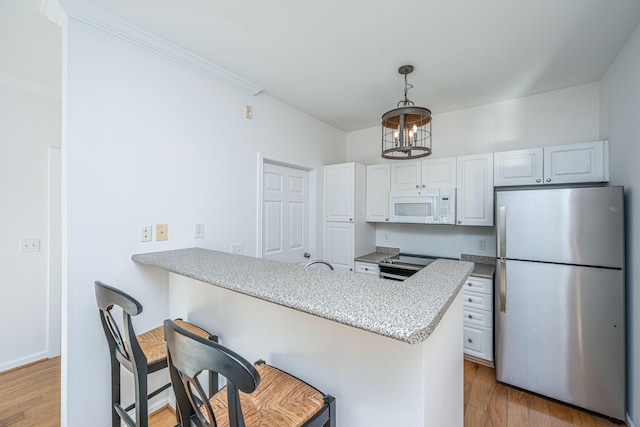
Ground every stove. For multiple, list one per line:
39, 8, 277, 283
378, 253, 441, 281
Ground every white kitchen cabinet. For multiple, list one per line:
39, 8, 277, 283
494, 141, 609, 187
456, 153, 494, 226
422, 157, 457, 188
463, 276, 493, 364
366, 164, 390, 222
544, 140, 609, 184
324, 162, 375, 272
325, 222, 354, 272
390, 157, 456, 190
355, 261, 380, 276
494, 148, 544, 186
390, 161, 421, 190
325, 163, 357, 222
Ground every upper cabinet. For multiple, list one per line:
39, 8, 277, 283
457, 153, 494, 226
390, 157, 456, 190
325, 163, 358, 222
494, 141, 609, 187
494, 148, 544, 186
422, 157, 457, 188
544, 141, 609, 185
366, 164, 390, 222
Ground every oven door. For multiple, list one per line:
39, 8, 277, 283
389, 190, 438, 223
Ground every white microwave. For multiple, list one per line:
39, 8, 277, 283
389, 188, 456, 224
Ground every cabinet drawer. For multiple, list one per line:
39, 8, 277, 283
463, 325, 493, 361
355, 261, 380, 276
462, 290, 492, 311
463, 307, 492, 328
463, 277, 493, 295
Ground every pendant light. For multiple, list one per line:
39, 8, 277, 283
381, 65, 432, 159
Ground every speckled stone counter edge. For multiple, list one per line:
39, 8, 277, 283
132, 247, 473, 345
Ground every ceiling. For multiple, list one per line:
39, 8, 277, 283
3, 0, 640, 132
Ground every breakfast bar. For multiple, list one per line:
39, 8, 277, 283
132, 247, 473, 426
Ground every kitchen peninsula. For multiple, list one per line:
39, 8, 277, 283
132, 248, 473, 426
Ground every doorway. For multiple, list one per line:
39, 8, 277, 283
259, 159, 316, 264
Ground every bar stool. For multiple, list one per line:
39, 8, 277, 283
94, 281, 217, 427
164, 319, 336, 427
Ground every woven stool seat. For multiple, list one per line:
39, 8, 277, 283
137, 319, 211, 365
207, 363, 325, 427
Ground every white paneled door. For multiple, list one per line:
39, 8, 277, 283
262, 162, 310, 264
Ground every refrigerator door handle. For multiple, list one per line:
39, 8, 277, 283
498, 206, 506, 259
499, 259, 506, 312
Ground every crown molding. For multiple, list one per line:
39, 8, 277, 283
0, 72, 60, 99
40, 0, 66, 26
57, 0, 263, 96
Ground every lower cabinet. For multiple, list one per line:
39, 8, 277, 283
354, 261, 380, 276
462, 276, 494, 364
325, 222, 354, 272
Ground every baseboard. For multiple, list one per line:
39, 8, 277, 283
628, 412, 636, 427
0, 351, 49, 373
149, 393, 170, 415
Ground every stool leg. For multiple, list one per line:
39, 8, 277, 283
110, 355, 121, 427
325, 395, 336, 427
133, 363, 148, 427
208, 334, 219, 396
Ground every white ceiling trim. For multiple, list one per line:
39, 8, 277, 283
57, 0, 264, 96
39, 0, 66, 27
0, 71, 60, 98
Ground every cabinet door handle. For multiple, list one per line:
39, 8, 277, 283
468, 298, 473, 302
468, 314, 473, 319
349, 218, 353, 222
467, 282, 472, 287
457, 220, 462, 224
546, 178, 551, 182
422, 184, 426, 188
536, 178, 542, 183
468, 338, 473, 343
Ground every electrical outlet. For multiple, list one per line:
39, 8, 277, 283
19, 238, 40, 253
194, 223, 205, 239
231, 243, 244, 255
244, 105, 253, 119
156, 224, 168, 241
140, 225, 152, 242
478, 239, 486, 251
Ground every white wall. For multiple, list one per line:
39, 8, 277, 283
0, 83, 60, 371
62, 17, 345, 425
600, 23, 640, 426
346, 83, 601, 257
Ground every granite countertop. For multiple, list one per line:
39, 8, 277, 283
461, 254, 496, 279
354, 246, 399, 264
132, 248, 473, 345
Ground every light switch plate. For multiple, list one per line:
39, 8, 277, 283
156, 224, 168, 241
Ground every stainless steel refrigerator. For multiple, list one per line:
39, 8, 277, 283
495, 186, 625, 420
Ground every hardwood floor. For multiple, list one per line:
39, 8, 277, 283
464, 360, 626, 427
0, 357, 626, 426
0, 358, 60, 427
